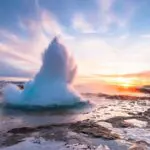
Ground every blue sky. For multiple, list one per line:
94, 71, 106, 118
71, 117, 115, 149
0, 0, 150, 78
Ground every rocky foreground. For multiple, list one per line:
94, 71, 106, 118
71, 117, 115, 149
0, 99, 150, 150
0, 81, 150, 149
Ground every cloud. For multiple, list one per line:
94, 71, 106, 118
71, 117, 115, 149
41, 10, 63, 36
96, 0, 136, 33
65, 36, 118, 75
71, 0, 117, 34
0, 10, 146, 78
119, 33, 129, 39
0, 59, 33, 78
72, 13, 96, 34
141, 34, 150, 38
0, 8, 72, 78
70, 0, 136, 35
0, 0, 148, 78
0, 29, 20, 43
96, 0, 116, 32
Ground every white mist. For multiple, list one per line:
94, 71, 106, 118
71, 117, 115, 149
3, 37, 85, 107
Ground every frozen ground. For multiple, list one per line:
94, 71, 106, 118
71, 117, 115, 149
0, 82, 150, 149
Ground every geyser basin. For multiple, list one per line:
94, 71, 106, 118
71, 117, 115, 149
3, 37, 87, 107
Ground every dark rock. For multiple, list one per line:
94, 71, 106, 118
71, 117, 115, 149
17, 84, 24, 90
70, 120, 120, 140
105, 116, 134, 128
143, 109, 150, 117
8, 127, 37, 134
129, 141, 149, 150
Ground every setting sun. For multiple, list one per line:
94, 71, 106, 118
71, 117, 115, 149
104, 77, 134, 87
115, 77, 133, 88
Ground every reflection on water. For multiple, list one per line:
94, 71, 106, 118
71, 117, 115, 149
0, 100, 92, 130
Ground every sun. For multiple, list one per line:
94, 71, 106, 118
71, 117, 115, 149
122, 82, 131, 88
115, 77, 133, 88
103, 76, 137, 89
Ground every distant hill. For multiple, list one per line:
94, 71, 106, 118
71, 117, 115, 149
137, 85, 150, 94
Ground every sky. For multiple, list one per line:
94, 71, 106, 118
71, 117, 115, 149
0, 0, 150, 80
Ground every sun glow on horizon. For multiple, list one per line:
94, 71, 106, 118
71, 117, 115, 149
97, 76, 140, 88
115, 77, 134, 88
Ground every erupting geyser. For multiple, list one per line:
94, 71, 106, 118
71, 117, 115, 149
3, 37, 85, 107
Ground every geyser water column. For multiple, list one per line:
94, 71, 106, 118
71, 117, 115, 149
4, 37, 85, 107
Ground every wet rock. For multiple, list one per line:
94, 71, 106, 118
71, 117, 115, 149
2, 121, 100, 148
105, 115, 149, 128
65, 143, 92, 150
105, 116, 134, 128
136, 109, 150, 118
40, 127, 69, 141
8, 127, 37, 134
129, 146, 147, 150
70, 120, 120, 140
1, 134, 24, 146
66, 131, 93, 148
120, 121, 135, 128
124, 119, 147, 128
96, 145, 110, 150
143, 109, 150, 117
132, 109, 150, 127
96, 122, 113, 129
129, 141, 149, 150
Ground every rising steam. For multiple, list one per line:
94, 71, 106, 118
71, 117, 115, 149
3, 37, 84, 107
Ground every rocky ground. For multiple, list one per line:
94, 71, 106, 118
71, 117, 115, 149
0, 99, 150, 150
0, 81, 150, 149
